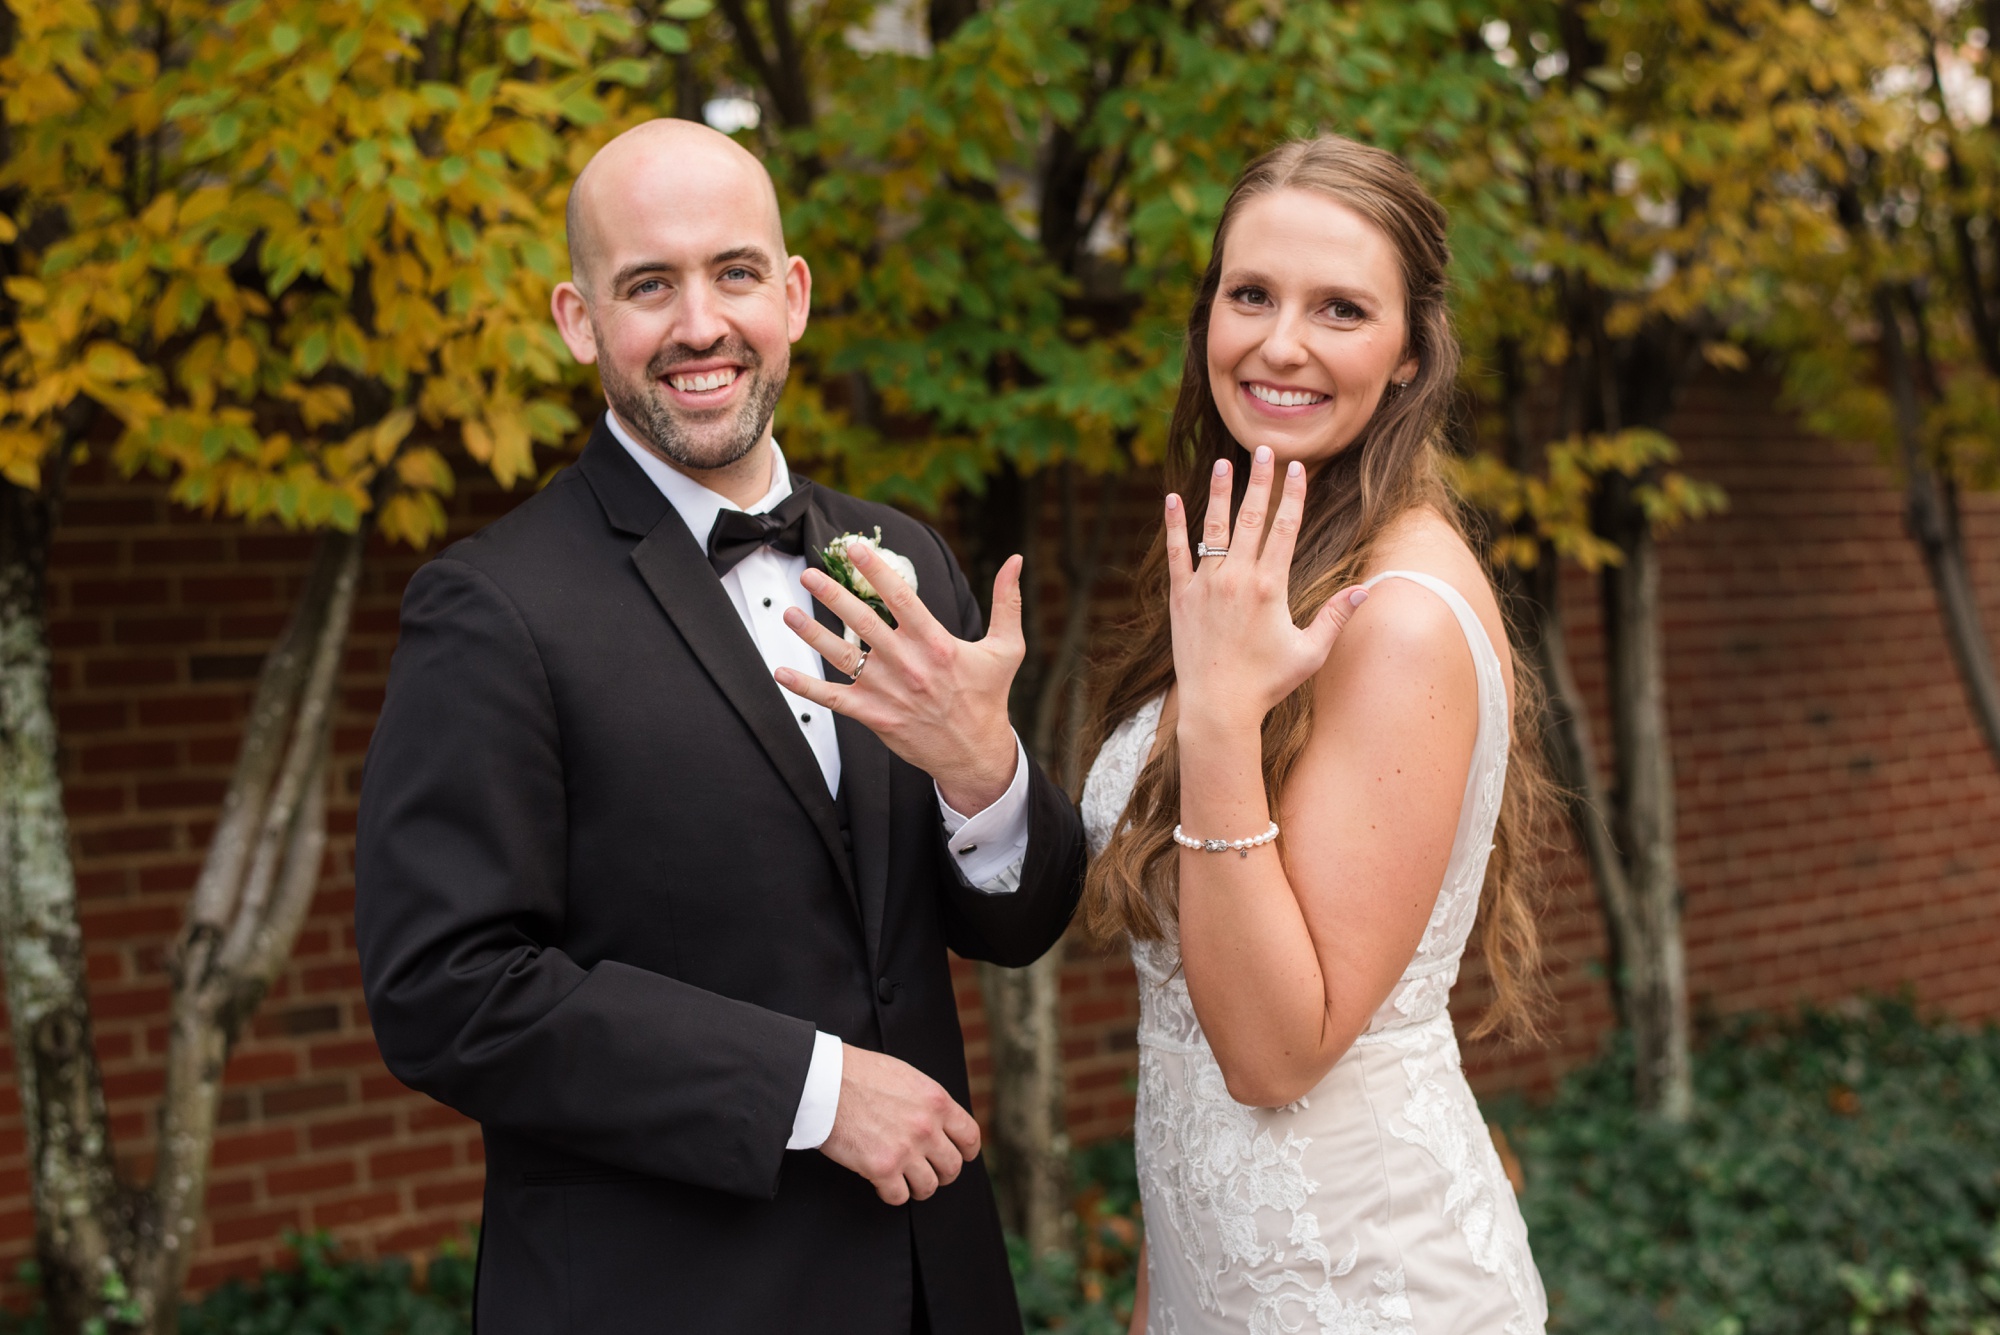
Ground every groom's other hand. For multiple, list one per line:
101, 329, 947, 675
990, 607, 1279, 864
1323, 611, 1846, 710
820, 1045, 982, 1205
778, 549, 1025, 816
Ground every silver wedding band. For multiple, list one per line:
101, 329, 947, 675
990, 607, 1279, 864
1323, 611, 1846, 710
851, 651, 868, 680
1196, 542, 1229, 559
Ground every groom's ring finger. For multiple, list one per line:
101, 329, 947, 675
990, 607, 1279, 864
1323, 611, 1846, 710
782, 606, 870, 680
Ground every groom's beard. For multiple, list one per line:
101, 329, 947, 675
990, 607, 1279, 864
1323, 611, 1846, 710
598, 333, 787, 473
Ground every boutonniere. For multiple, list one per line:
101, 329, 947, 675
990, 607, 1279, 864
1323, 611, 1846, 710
821, 528, 918, 643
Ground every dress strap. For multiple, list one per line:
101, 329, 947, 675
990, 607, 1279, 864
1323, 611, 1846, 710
1358, 570, 1508, 746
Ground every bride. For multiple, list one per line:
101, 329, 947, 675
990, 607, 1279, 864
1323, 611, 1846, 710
1079, 135, 1551, 1334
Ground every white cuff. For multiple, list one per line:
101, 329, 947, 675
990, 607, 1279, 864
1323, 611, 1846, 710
788, 1031, 843, 1151
937, 731, 1032, 894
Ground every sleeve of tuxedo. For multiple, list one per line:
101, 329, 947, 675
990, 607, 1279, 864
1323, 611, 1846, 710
918, 527, 1088, 967
354, 555, 814, 1200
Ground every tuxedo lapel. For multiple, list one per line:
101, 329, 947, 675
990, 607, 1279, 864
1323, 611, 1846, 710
582, 432, 857, 908
803, 491, 894, 969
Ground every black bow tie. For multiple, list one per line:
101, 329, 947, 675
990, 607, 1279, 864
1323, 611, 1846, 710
705, 485, 815, 578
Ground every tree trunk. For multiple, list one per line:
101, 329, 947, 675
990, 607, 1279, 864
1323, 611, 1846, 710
979, 464, 1111, 1256
0, 491, 367, 1332
1877, 286, 2000, 769
0, 478, 133, 1331
135, 527, 363, 1330
1501, 332, 1691, 1120
977, 958, 1068, 1256
1599, 497, 1693, 1121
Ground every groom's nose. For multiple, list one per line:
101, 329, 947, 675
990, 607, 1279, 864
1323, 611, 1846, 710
668, 278, 731, 352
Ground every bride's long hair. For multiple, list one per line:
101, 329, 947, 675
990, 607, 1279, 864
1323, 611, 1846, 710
1078, 135, 1551, 1042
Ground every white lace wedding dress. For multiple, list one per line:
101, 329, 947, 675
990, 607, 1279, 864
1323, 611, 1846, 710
1081, 571, 1547, 1335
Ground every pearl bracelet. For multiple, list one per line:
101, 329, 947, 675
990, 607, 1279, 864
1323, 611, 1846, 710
1172, 821, 1280, 858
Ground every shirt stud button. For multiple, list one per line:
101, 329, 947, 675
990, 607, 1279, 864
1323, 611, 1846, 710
958, 845, 977, 856
800, 712, 811, 724
763, 597, 772, 607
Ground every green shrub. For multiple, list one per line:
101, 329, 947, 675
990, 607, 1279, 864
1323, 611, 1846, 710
1012, 1138, 1144, 1334
179, 1233, 473, 1335
1501, 998, 2000, 1334
0, 1234, 474, 1335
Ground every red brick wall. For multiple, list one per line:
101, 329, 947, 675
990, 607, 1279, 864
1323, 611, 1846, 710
6, 369, 2000, 1293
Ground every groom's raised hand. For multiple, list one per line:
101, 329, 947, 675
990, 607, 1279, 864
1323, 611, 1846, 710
820, 1045, 981, 1205
776, 548, 1025, 815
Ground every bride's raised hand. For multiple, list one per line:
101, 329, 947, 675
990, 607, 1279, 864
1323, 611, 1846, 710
1167, 445, 1369, 733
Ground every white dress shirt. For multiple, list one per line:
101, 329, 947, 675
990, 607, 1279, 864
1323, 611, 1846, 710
607, 411, 1030, 1151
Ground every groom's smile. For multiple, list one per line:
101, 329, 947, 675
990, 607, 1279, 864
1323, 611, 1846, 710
662, 358, 745, 409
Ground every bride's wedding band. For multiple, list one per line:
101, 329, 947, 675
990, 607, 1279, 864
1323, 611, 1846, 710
851, 651, 868, 680
1196, 542, 1228, 559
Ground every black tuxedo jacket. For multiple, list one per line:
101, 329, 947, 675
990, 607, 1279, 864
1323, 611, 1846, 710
354, 420, 1086, 1333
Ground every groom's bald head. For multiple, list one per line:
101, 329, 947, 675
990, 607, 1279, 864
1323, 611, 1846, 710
565, 118, 787, 298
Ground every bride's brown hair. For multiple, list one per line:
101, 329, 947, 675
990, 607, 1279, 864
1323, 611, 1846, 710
1078, 135, 1551, 1041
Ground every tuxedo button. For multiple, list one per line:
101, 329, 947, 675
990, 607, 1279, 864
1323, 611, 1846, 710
876, 977, 898, 1004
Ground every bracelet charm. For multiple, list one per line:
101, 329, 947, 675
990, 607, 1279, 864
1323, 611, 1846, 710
1172, 821, 1280, 859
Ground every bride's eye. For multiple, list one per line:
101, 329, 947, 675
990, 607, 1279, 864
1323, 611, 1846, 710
1226, 285, 1271, 307
1326, 299, 1365, 322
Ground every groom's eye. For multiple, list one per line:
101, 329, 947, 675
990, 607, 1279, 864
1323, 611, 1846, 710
721, 266, 757, 282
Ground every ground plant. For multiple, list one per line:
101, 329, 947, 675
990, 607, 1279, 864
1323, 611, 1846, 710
1508, 998, 2000, 1334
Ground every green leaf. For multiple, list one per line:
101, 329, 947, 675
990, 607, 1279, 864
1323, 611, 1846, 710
597, 57, 653, 86
647, 22, 691, 54
504, 26, 534, 65
557, 89, 608, 125
270, 23, 302, 55
204, 232, 250, 267
662, 0, 713, 18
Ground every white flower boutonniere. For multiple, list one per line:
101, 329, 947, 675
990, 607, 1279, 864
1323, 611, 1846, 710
821, 528, 918, 643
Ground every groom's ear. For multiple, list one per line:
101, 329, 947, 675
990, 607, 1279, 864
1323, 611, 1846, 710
551, 281, 600, 365
785, 254, 811, 344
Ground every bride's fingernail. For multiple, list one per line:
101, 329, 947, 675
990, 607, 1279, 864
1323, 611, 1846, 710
1214, 459, 1228, 476
1255, 446, 1272, 465
1288, 460, 1303, 478
1166, 494, 1181, 511
1350, 588, 1369, 607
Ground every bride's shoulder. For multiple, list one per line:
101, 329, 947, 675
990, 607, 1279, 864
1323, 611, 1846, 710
1360, 508, 1508, 652
1313, 507, 1504, 707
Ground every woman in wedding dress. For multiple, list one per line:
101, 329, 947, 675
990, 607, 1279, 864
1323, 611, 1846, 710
1078, 136, 1552, 1334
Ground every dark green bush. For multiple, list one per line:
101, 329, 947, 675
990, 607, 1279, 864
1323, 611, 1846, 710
1500, 998, 2000, 1334
0, 1234, 474, 1335
1012, 1138, 1144, 1333
179, 1233, 473, 1335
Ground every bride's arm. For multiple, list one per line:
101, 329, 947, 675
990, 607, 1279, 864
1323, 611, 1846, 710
1166, 449, 1478, 1108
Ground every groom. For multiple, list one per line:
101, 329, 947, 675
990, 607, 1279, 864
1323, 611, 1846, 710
354, 119, 1086, 1333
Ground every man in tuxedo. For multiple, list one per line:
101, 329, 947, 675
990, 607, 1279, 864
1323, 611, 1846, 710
354, 118, 1085, 1333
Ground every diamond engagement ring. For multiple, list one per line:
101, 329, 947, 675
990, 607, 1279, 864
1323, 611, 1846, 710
1196, 542, 1229, 559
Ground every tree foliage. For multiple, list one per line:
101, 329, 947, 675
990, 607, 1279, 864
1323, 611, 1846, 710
0, 0, 712, 543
